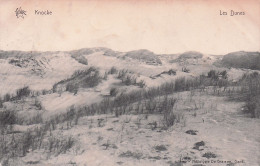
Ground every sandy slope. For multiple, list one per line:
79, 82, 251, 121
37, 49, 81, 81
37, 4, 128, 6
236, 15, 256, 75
15, 91, 259, 166
1, 49, 248, 98
0, 53, 87, 96
1, 49, 259, 166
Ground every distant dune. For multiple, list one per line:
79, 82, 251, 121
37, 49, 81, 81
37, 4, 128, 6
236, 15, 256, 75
221, 51, 260, 70
124, 49, 162, 65
178, 51, 203, 59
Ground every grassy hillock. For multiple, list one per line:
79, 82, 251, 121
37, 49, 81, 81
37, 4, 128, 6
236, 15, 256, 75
178, 51, 203, 59
124, 49, 162, 65
53, 67, 102, 93
221, 51, 260, 70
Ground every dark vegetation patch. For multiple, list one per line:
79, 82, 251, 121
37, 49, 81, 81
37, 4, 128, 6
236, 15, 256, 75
108, 66, 118, 75
101, 142, 118, 150
170, 51, 203, 63
148, 156, 161, 160
181, 67, 190, 73
68, 47, 116, 57
110, 87, 118, 96
154, 145, 168, 152
124, 49, 162, 65
119, 151, 143, 160
71, 54, 88, 65
235, 72, 260, 118
167, 161, 184, 166
162, 100, 183, 128
8, 58, 42, 69
202, 152, 217, 159
221, 51, 260, 70
185, 130, 198, 135
193, 141, 205, 151
194, 141, 205, 147
182, 156, 191, 161
116, 69, 145, 87
0, 123, 75, 162
0, 86, 32, 103
0, 110, 17, 126
16, 86, 31, 99
178, 51, 203, 59
116, 161, 124, 165
53, 67, 102, 93
153, 69, 176, 78
26, 161, 40, 164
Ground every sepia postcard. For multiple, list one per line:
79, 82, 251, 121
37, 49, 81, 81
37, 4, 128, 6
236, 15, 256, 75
0, 0, 259, 165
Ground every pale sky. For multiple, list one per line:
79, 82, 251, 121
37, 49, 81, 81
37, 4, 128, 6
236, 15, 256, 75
0, 0, 259, 55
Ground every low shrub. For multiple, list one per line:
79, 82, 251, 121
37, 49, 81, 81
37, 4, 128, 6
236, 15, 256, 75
16, 86, 31, 99
0, 97, 3, 108
154, 145, 167, 152
163, 110, 184, 128
3, 93, 11, 102
71, 54, 88, 65
238, 72, 260, 118
108, 66, 118, 75
182, 67, 190, 73
0, 110, 17, 126
34, 99, 42, 110
110, 87, 118, 96
66, 83, 79, 93
53, 67, 102, 93
119, 151, 143, 160
117, 69, 128, 79
202, 152, 217, 159
136, 80, 146, 88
